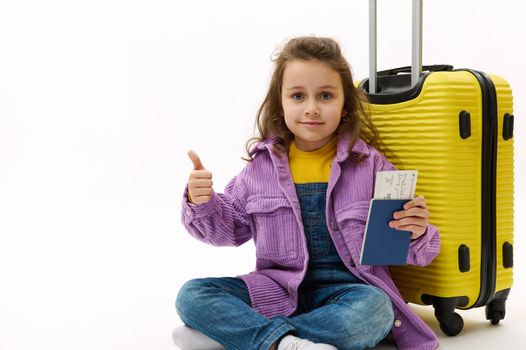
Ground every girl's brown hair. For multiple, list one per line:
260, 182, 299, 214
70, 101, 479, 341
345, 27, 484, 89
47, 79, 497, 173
244, 36, 382, 162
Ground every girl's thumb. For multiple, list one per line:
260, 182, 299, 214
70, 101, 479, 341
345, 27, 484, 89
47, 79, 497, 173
187, 150, 205, 170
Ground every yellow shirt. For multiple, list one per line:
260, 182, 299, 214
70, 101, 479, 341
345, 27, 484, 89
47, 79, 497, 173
288, 137, 337, 183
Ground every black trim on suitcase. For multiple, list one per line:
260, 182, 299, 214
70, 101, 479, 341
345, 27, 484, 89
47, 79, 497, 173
503, 113, 514, 140
458, 245, 470, 272
503, 242, 513, 268
459, 111, 472, 139
360, 64, 453, 104
359, 72, 432, 104
463, 69, 498, 309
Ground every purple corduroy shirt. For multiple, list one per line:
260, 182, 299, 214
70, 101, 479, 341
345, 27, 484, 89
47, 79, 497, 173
181, 133, 440, 350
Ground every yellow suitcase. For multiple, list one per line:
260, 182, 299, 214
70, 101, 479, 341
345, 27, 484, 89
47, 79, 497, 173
359, 0, 514, 336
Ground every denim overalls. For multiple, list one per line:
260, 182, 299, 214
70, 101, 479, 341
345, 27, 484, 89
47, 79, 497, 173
294, 182, 364, 288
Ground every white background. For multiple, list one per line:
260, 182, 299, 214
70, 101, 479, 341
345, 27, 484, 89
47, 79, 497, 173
0, 0, 524, 349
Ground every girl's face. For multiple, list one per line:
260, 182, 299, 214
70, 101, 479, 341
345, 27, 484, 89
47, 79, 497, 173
281, 59, 346, 152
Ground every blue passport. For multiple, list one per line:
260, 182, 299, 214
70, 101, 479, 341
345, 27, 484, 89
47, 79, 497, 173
359, 199, 411, 266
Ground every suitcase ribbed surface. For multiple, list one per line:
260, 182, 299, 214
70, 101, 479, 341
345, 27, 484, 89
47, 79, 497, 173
361, 71, 514, 308
492, 74, 514, 296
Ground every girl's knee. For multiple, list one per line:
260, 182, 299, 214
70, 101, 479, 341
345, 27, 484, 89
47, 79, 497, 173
338, 286, 394, 348
363, 286, 394, 337
374, 296, 394, 341
175, 278, 212, 317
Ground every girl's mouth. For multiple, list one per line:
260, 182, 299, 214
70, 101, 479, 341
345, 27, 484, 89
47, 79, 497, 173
301, 122, 324, 127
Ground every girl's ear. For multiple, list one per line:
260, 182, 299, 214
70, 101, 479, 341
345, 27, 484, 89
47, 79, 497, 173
341, 109, 348, 117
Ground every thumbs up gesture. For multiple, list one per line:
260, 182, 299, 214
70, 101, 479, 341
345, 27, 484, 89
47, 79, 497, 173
187, 150, 213, 205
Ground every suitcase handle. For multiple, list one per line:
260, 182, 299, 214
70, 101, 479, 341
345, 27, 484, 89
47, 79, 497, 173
377, 64, 453, 76
369, 0, 423, 93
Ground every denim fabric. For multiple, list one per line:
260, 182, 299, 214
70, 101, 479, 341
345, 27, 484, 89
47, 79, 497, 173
176, 277, 293, 350
175, 183, 393, 350
295, 182, 364, 286
295, 183, 342, 266
176, 276, 394, 350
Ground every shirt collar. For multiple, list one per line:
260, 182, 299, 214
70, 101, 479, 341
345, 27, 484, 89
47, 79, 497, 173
255, 133, 370, 161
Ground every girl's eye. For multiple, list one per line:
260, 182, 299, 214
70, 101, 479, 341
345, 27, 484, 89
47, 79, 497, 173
292, 93, 304, 100
291, 92, 333, 100
320, 92, 333, 100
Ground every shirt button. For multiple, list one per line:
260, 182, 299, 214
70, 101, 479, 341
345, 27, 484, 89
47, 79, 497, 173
348, 258, 355, 267
394, 319, 402, 328
330, 220, 338, 230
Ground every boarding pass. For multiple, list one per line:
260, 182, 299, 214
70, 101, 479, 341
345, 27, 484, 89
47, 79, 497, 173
373, 170, 418, 200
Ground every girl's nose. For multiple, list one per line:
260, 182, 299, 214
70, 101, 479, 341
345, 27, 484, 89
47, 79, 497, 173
305, 101, 320, 117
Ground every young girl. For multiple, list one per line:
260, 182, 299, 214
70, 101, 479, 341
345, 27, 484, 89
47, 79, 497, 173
176, 36, 440, 350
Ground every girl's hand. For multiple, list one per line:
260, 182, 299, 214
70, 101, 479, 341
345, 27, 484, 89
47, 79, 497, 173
187, 150, 213, 205
389, 195, 429, 240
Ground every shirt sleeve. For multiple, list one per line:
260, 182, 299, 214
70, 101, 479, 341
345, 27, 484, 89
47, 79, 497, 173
180, 169, 252, 247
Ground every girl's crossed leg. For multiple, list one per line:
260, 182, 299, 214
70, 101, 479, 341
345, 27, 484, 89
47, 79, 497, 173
176, 277, 393, 350
284, 282, 394, 349
176, 277, 293, 350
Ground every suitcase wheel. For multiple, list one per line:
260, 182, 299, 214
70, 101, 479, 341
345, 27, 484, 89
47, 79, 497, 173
486, 298, 506, 325
431, 296, 466, 336
438, 312, 464, 336
489, 316, 501, 325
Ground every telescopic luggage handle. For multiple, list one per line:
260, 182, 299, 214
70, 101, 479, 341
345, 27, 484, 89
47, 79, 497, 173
369, 0, 423, 93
